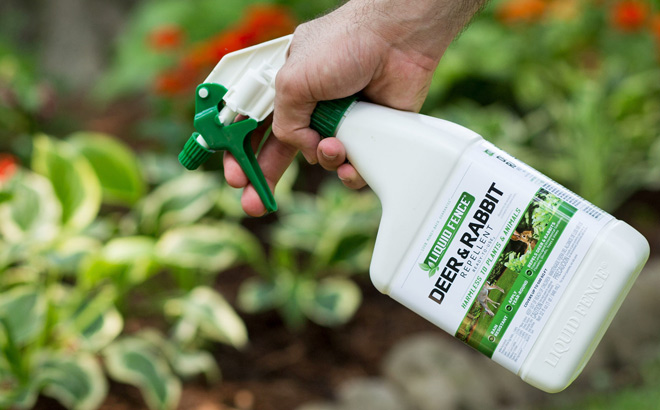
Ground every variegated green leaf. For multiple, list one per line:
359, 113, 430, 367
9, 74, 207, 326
37, 352, 107, 410
301, 278, 362, 327
103, 235, 156, 264
137, 330, 220, 382
236, 277, 283, 314
79, 307, 123, 352
104, 337, 181, 410
0, 170, 61, 244
165, 286, 247, 349
31, 135, 102, 232
47, 236, 103, 275
60, 287, 123, 352
81, 236, 157, 288
156, 223, 264, 273
0, 286, 46, 346
68, 132, 145, 206
137, 173, 220, 234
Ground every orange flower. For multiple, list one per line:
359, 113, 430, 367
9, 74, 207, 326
497, 0, 548, 24
652, 14, 660, 40
148, 25, 184, 51
546, 0, 581, 21
610, 1, 649, 32
0, 154, 17, 183
652, 14, 660, 56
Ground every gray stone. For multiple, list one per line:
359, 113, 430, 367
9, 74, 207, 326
296, 402, 339, 410
337, 378, 411, 410
382, 332, 542, 410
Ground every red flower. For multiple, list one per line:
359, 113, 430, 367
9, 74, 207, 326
610, 1, 649, 32
148, 25, 184, 51
0, 154, 17, 183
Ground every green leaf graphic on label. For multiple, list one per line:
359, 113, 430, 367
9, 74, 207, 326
420, 262, 441, 277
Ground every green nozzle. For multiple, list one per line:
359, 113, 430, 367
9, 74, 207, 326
180, 82, 357, 215
179, 83, 277, 214
179, 133, 213, 170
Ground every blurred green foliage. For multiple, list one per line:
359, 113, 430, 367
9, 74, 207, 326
426, 1, 660, 210
0, 133, 255, 409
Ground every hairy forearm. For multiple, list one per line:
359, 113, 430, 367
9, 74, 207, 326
339, 0, 488, 64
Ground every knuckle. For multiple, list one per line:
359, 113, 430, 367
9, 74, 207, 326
271, 122, 291, 143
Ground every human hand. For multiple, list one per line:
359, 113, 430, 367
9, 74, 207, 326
225, 0, 485, 216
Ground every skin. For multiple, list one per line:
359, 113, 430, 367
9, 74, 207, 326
224, 0, 487, 216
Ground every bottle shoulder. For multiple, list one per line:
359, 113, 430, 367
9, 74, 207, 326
333, 102, 484, 294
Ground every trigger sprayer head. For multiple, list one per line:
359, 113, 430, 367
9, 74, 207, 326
177, 35, 294, 214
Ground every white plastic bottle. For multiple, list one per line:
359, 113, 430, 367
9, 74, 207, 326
310, 97, 650, 393
185, 35, 650, 393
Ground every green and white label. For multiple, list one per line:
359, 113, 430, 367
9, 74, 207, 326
391, 141, 612, 373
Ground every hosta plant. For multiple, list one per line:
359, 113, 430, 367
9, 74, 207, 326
0, 133, 254, 410
238, 182, 381, 329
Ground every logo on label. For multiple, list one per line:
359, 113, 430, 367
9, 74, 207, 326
419, 192, 474, 277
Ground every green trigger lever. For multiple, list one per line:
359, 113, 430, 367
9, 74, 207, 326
178, 83, 277, 213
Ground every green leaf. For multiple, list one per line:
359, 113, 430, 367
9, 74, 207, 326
156, 223, 263, 273
103, 236, 157, 263
0, 317, 28, 383
165, 286, 247, 349
31, 135, 102, 232
0, 286, 46, 346
68, 132, 145, 206
302, 278, 362, 327
79, 308, 123, 352
137, 330, 220, 382
328, 233, 373, 266
0, 170, 61, 244
81, 236, 157, 288
104, 337, 181, 410
137, 173, 220, 235
61, 288, 123, 352
37, 352, 107, 410
0, 191, 12, 204
47, 236, 102, 275
236, 277, 283, 314
0, 357, 40, 410
419, 262, 431, 272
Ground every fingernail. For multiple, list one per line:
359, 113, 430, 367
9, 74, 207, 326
303, 152, 318, 164
322, 152, 337, 161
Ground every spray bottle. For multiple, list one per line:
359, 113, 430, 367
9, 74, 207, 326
178, 35, 650, 393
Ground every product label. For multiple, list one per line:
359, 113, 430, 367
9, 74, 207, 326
390, 141, 612, 373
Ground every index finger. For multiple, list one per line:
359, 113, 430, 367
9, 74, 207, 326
272, 64, 322, 164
